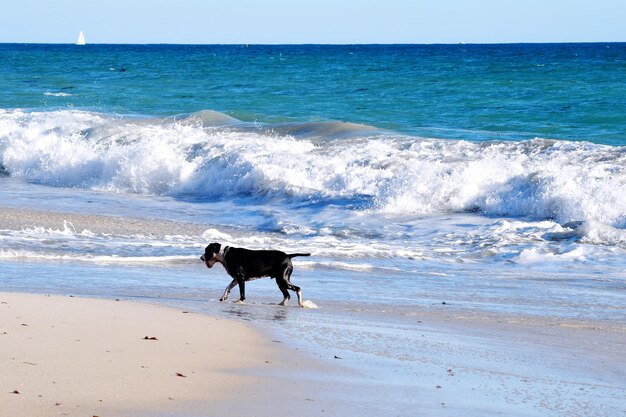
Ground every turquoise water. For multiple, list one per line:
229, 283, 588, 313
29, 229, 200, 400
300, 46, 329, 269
2, 43, 626, 144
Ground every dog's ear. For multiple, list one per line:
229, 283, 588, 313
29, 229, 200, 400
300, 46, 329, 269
208, 242, 221, 254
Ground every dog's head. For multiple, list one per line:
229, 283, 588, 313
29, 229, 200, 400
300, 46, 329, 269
200, 242, 222, 268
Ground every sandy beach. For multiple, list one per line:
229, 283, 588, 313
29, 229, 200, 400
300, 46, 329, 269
2, 291, 625, 417
1, 292, 337, 417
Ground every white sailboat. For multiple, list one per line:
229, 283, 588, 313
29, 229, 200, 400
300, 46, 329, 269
76, 30, 86, 46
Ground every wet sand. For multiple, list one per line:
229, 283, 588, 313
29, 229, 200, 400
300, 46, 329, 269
0, 206, 209, 237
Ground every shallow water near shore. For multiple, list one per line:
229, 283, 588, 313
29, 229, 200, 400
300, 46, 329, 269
2, 178, 625, 322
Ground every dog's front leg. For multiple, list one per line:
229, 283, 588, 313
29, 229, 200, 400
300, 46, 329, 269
220, 279, 237, 302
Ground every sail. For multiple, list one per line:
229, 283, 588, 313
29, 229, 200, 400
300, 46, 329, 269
76, 30, 86, 45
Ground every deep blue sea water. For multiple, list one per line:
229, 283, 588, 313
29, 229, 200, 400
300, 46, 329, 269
1, 43, 625, 416
2, 43, 626, 144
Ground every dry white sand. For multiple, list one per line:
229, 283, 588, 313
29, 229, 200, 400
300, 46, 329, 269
0, 292, 332, 417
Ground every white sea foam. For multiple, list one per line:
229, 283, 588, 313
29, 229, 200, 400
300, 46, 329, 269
0, 222, 92, 240
44, 92, 72, 97
575, 221, 626, 246
1, 109, 626, 235
0, 248, 196, 265
201, 228, 233, 241
295, 260, 375, 271
300, 300, 319, 309
514, 247, 588, 264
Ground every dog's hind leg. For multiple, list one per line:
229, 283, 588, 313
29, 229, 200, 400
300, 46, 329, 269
281, 265, 303, 307
220, 279, 237, 302
236, 276, 246, 302
291, 283, 303, 307
275, 278, 291, 306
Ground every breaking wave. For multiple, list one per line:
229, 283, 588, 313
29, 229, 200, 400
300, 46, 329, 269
1, 108, 626, 228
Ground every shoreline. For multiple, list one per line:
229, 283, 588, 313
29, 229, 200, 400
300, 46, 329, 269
2, 205, 626, 416
0, 205, 211, 237
2, 288, 626, 416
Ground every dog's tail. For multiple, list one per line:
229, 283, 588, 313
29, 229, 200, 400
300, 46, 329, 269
288, 253, 311, 258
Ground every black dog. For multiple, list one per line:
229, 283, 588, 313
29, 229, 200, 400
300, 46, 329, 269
201, 242, 310, 307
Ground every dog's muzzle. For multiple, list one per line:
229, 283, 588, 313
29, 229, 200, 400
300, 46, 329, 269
201, 254, 215, 268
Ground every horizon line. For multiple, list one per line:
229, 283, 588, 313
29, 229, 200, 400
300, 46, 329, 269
2, 40, 626, 46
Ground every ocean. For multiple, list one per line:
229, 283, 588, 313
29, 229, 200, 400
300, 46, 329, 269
1, 43, 625, 415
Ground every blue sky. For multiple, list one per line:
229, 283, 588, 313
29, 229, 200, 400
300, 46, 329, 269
2, 0, 625, 44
